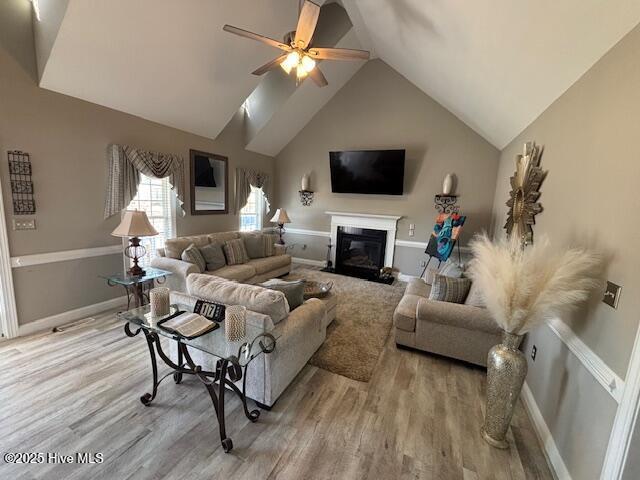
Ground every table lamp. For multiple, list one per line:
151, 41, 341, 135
269, 208, 291, 245
111, 210, 158, 276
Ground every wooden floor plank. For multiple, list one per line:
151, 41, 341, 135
0, 305, 554, 480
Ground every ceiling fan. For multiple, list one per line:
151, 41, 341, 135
223, 0, 370, 87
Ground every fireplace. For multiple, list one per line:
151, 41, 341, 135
335, 226, 387, 280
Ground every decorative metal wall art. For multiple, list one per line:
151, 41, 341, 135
504, 142, 546, 245
8, 151, 36, 215
299, 190, 314, 206
434, 194, 459, 214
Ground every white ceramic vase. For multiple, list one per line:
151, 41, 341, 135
442, 173, 454, 195
301, 173, 311, 191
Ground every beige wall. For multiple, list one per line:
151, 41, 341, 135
0, 1, 274, 325
274, 59, 500, 272
492, 23, 640, 479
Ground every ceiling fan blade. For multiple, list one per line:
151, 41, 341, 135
294, 1, 320, 49
223, 25, 291, 51
252, 54, 288, 76
307, 47, 370, 61
308, 67, 328, 87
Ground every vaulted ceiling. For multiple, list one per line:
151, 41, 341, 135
34, 0, 640, 153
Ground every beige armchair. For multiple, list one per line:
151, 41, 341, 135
393, 278, 503, 367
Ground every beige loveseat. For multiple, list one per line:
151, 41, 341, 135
170, 273, 337, 408
150, 230, 291, 293
393, 278, 502, 367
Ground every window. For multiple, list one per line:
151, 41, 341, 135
239, 186, 264, 232
126, 174, 176, 267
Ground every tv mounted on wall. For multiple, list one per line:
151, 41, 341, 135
329, 149, 405, 195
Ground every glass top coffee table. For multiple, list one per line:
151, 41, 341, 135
117, 303, 277, 453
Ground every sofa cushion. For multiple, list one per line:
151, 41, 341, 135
199, 243, 226, 271
209, 264, 256, 282
394, 294, 420, 332
242, 233, 266, 259
259, 279, 305, 310
429, 274, 471, 304
405, 278, 431, 298
165, 235, 210, 259
247, 255, 291, 274
187, 273, 289, 324
263, 233, 279, 256
181, 244, 206, 272
208, 232, 240, 245
223, 238, 250, 265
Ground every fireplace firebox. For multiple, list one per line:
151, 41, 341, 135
335, 226, 387, 280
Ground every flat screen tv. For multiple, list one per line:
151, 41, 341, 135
329, 149, 405, 195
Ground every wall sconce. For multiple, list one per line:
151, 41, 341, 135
434, 173, 459, 213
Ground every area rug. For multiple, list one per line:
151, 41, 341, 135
284, 268, 406, 382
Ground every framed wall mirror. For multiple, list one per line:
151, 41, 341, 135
189, 149, 228, 215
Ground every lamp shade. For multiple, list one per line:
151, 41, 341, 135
111, 210, 159, 238
270, 208, 291, 225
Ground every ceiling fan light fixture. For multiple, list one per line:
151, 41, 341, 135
281, 51, 301, 74
300, 55, 316, 74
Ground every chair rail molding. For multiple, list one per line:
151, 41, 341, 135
0, 180, 19, 339
11, 244, 122, 268
600, 319, 640, 479
548, 318, 624, 403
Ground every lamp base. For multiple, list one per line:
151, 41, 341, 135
128, 265, 146, 277
277, 224, 285, 245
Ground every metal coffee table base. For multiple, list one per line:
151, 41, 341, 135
124, 323, 274, 453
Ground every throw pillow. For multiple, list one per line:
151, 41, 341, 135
243, 233, 266, 259
181, 243, 206, 273
429, 274, 471, 304
263, 233, 279, 256
223, 238, 250, 265
199, 243, 226, 271
439, 259, 464, 278
464, 280, 485, 307
259, 279, 305, 310
424, 267, 438, 285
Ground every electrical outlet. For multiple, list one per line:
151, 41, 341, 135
531, 345, 537, 361
302, 244, 307, 250
419, 260, 427, 267
13, 218, 36, 230
409, 223, 415, 237
603, 281, 621, 309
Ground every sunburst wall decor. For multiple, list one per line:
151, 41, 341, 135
504, 142, 547, 245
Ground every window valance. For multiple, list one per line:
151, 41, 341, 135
104, 144, 185, 218
235, 168, 271, 214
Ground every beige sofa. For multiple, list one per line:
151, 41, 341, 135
170, 273, 337, 408
150, 230, 291, 293
393, 278, 502, 367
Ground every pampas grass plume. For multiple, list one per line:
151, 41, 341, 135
468, 234, 603, 334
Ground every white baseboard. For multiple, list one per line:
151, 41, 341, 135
521, 382, 572, 480
292, 257, 327, 268
18, 296, 127, 337
397, 272, 419, 282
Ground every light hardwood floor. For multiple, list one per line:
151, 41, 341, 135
0, 308, 553, 480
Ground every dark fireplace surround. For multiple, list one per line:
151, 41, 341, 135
335, 226, 387, 281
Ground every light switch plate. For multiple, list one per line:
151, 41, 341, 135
13, 218, 36, 230
603, 281, 621, 309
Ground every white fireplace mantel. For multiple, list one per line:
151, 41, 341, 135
326, 211, 402, 268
